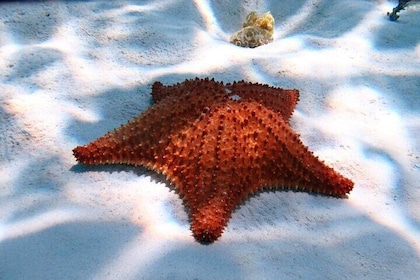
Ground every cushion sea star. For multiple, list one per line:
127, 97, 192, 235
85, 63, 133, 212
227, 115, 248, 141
73, 77, 354, 243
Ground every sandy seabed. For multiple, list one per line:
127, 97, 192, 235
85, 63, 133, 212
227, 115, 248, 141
0, 0, 419, 279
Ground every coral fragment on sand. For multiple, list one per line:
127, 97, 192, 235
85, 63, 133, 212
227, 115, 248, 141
230, 11, 275, 48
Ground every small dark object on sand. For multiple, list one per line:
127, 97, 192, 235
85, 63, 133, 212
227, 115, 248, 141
387, 0, 412, 21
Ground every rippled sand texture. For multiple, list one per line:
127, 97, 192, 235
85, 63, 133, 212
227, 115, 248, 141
0, 1, 419, 279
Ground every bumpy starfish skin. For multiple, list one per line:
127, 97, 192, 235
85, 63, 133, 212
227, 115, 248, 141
73, 78, 354, 243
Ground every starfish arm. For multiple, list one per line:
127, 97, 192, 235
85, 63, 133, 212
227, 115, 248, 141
247, 104, 354, 197
73, 86, 223, 167
151, 77, 223, 103
226, 81, 300, 122
209, 100, 354, 197
189, 192, 240, 243
72, 106, 171, 167
152, 78, 300, 123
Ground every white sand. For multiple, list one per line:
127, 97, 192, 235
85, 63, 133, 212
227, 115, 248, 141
1, 0, 419, 279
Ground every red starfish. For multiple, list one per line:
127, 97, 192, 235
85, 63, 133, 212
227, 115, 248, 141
73, 78, 354, 243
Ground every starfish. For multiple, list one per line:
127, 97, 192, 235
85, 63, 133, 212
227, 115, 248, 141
73, 78, 354, 243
